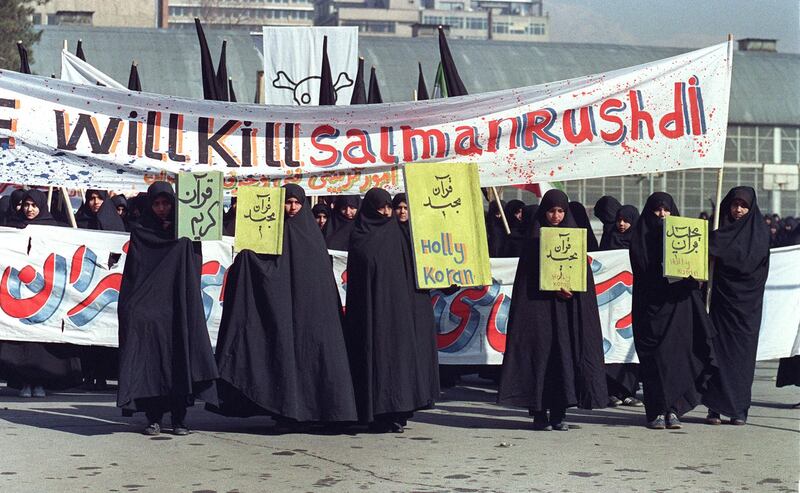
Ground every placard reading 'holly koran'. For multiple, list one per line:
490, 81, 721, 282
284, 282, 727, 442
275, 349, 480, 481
404, 162, 491, 289
663, 215, 708, 280
234, 186, 285, 255
539, 227, 587, 292
177, 171, 223, 241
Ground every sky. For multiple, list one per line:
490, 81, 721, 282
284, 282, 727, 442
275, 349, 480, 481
547, 0, 800, 53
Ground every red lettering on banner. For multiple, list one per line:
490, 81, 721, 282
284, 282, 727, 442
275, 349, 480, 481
310, 125, 340, 167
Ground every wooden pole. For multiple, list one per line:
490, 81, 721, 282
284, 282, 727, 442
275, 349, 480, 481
46, 186, 53, 207
61, 187, 77, 228
706, 34, 733, 312
491, 186, 511, 235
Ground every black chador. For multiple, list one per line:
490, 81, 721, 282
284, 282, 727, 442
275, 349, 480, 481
568, 201, 599, 252
594, 195, 622, 249
208, 184, 358, 424
116, 182, 218, 435
498, 190, 608, 431
0, 190, 82, 396
343, 188, 439, 433
598, 204, 641, 406
702, 187, 770, 424
325, 195, 360, 251
629, 192, 716, 429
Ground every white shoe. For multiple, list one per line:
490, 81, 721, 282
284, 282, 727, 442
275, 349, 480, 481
32, 385, 46, 398
18, 385, 32, 398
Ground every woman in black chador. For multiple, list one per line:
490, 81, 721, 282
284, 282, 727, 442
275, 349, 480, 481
116, 181, 218, 436
595, 195, 622, 249
629, 192, 716, 430
209, 184, 358, 426
702, 187, 770, 425
344, 188, 439, 433
325, 195, 361, 250
498, 189, 608, 431
568, 201, 599, 252
0, 190, 82, 397
599, 204, 643, 407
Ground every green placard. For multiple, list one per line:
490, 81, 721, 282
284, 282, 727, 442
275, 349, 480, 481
234, 186, 285, 255
176, 171, 223, 241
663, 215, 708, 281
403, 162, 491, 289
539, 227, 587, 292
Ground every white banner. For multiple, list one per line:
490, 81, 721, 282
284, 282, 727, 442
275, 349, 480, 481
0, 42, 731, 195
3, 226, 794, 365
262, 26, 358, 106
60, 49, 126, 89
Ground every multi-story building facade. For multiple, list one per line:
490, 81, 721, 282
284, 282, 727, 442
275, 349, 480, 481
30, 0, 157, 28
316, 0, 549, 41
165, 0, 315, 30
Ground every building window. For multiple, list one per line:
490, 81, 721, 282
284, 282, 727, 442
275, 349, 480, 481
51, 10, 93, 25
444, 16, 464, 29
466, 18, 487, 30
31, 13, 42, 25
527, 22, 545, 35
423, 16, 443, 25
781, 127, 800, 164
492, 22, 509, 34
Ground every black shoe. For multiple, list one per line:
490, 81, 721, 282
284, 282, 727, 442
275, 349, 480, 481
608, 396, 623, 407
172, 424, 190, 436
729, 417, 746, 426
143, 423, 161, 436
532, 411, 551, 431
665, 413, 682, 429
705, 410, 722, 425
389, 422, 404, 433
646, 415, 665, 429
551, 422, 570, 431
622, 397, 644, 407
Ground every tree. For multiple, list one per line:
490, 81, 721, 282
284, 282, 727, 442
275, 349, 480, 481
0, 1, 48, 71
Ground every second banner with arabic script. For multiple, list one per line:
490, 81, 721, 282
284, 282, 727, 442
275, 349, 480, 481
404, 162, 491, 289
663, 216, 708, 280
234, 186, 285, 254
539, 227, 587, 292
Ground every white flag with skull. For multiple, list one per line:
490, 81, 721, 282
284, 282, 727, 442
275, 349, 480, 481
262, 26, 358, 106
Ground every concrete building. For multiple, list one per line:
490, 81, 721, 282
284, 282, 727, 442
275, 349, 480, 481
165, 0, 315, 30
30, 0, 157, 28
29, 26, 800, 216
316, 0, 549, 41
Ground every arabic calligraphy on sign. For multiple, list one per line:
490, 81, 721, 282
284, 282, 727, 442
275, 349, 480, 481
234, 186, 285, 255
422, 174, 462, 218
663, 216, 708, 280
177, 171, 223, 241
539, 227, 587, 292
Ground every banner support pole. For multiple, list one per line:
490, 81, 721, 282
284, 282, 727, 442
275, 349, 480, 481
706, 34, 733, 313
61, 187, 77, 228
491, 186, 511, 235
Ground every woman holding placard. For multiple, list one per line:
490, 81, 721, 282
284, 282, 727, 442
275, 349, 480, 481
702, 187, 770, 425
498, 189, 607, 431
209, 184, 358, 427
116, 182, 219, 436
629, 192, 716, 430
343, 188, 438, 433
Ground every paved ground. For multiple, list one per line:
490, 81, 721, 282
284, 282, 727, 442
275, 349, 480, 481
0, 361, 797, 493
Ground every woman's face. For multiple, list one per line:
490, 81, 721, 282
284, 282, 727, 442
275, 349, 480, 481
546, 206, 565, 226
377, 204, 393, 218
87, 192, 104, 213
315, 213, 327, 229
341, 205, 357, 220
284, 197, 302, 218
151, 196, 172, 221
22, 198, 39, 220
616, 217, 631, 233
514, 208, 523, 221
729, 198, 749, 221
394, 202, 409, 222
116, 205, 127, 217
653, 206, 671, 219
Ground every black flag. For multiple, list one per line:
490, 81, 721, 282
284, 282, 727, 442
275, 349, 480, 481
437, 26, 468, 97
16, 42, 31, 75
216, 40, 230, 102
128, 62, 142, 92
318, 36, 336, 106
417, 62, 430, 101
194, 18, 219, 101
228, 78, 237, 103
350, 57, 366, 105
76, 39, 87, 62
367, 66, 383, 104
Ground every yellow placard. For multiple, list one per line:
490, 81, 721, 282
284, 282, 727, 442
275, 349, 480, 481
403, 162, 491, 289
233, 186, 285, 254
663, 215, 708, 280
539, 227, 588, 292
